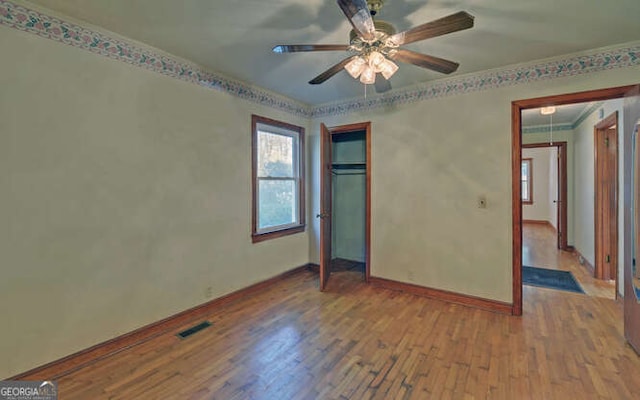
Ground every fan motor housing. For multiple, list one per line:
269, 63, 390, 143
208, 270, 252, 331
349, 20, 396, 43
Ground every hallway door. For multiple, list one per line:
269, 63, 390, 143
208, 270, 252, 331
594, 112, 618, 281
555, 145, 568, 249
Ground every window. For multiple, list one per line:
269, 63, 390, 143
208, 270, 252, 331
522, 158, 533, 204
251, 115, 305, 243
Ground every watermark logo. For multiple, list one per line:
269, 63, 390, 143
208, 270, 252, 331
0, 381, 57, 400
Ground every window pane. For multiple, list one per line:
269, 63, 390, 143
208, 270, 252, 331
258, 131, 294, 178
252, 115, 305, 242
521, 160, 531, 201
258, 179, 297, 229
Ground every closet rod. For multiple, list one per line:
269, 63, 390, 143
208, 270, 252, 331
332, 171, 365, 175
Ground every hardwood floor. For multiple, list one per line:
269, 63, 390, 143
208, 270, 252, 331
55, 263, 640, 399
331, 258, 366, 273
523, 222, 616, 299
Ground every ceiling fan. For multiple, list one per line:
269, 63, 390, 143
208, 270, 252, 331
272, 0, 474, 93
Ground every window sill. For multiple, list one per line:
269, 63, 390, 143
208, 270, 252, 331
252, 225, 305, 243
522, 200, 533, 205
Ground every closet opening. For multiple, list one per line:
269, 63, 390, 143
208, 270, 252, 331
319, 122, 371, 290
331, 130, 367, 276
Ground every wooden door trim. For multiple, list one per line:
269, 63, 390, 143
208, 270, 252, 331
594, 112, 619, 285
512, 84, 639, 316
323, 121, 372, 283
522, 142, 568, 250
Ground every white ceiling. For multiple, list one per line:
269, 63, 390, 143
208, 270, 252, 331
522, 102, 594, 127
25, 0, 640, 106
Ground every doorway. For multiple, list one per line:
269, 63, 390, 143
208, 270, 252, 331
319, 122, 371, 291
522, 142, 568, 251
520, 142, 570, 285
511, 84, 640, 316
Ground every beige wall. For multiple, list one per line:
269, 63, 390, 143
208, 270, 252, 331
309, 66, 640, 303
0, 26, 309, 377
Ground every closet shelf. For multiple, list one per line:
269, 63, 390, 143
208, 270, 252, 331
332, 162, 366, 170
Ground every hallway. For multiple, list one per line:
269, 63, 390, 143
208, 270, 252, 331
523, 222, 616, 299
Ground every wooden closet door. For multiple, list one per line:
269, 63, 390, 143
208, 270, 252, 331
319, 124, 333, 291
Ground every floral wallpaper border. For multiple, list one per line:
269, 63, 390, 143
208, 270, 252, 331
312, 46, 639, 117
1, 0, 638, 119
522, 124, 573, 135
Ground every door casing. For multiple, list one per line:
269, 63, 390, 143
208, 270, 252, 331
511, 84, 640, 316
319, 122, 372, 290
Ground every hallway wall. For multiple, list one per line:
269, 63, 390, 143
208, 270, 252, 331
573, 99, 625, 293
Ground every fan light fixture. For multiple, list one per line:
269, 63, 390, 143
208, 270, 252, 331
343, 52, 399, 84
540, 106, 556, 115
360, 65, 376, 84
271, 0, 475, 93
344, 56, 366, 78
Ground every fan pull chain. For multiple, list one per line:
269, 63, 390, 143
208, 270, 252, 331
549, 113, 554, 145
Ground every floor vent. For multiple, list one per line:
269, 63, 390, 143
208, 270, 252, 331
177, 321, 212, 339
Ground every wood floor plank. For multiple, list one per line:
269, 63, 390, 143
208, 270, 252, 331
51, 227, 640, 399
523, 222, 616, 298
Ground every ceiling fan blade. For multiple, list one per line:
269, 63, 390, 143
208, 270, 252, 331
388, 11, 474, 46
374, 74, 392, 93
273, 44, 350, 53
337, 0, 376, 41
309, 56, 357, 85
389, 49, 459, 74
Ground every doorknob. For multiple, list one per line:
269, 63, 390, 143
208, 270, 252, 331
316, 213, 329, 219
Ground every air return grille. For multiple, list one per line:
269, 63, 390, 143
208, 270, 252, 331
177, 321, 212, 339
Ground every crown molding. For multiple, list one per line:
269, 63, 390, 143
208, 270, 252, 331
522, 124, 573, 135
2, 0, 639, 119
572, 101, 605, 129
